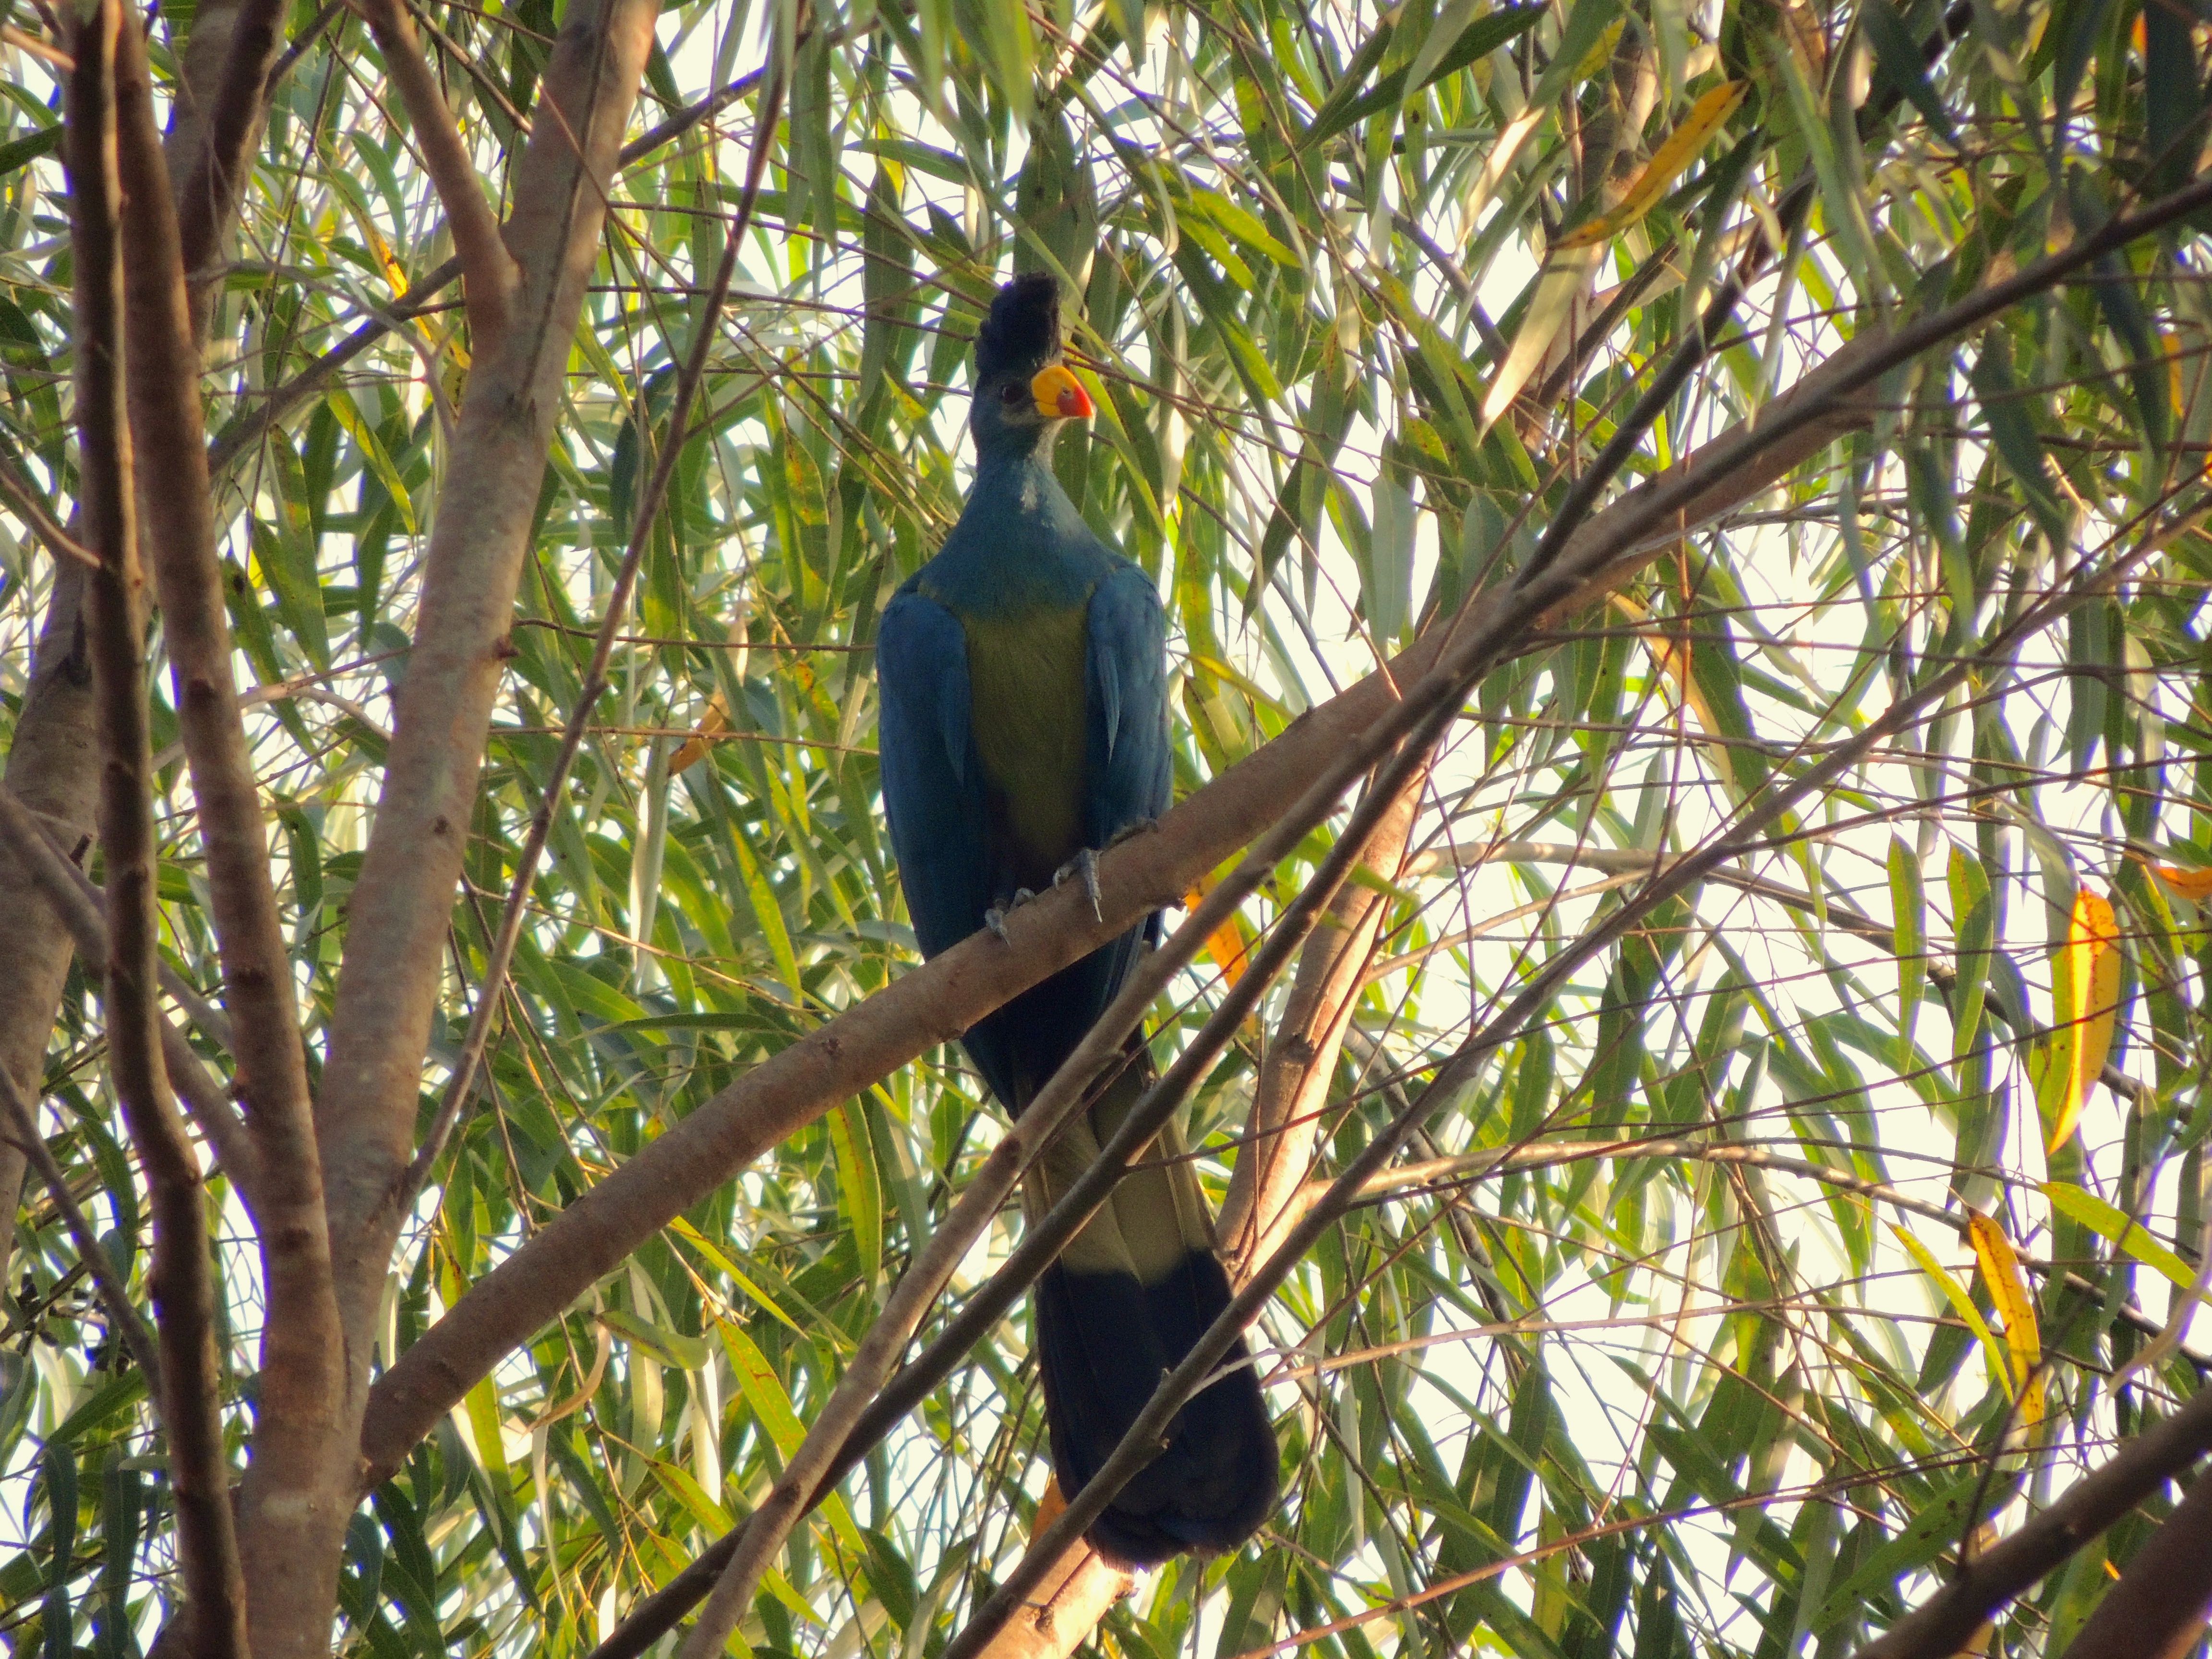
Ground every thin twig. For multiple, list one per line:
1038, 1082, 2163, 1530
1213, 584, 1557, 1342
0, 19, 70, 63
0, 458, 98, 566
0, 1064, 162, 1387
66, 2, 248, 1649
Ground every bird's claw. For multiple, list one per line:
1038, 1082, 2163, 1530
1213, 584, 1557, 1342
1054, 848, 1105, 924
984, 888, 1040, 943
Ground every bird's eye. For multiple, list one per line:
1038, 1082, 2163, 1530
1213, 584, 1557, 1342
1000, 383, 1025, 405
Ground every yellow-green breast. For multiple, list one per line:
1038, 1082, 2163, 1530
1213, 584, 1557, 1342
960, 601, 1091, 878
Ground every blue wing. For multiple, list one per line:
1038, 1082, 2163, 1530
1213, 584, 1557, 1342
876, 589, 990, 963
1069, 561, 1172, 1022
1083, 562, 1172, 866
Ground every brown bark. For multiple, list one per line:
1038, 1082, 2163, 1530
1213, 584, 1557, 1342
2059, 1470, 2212, 1659
967, 1542, 1132, 1659
0, 563, 97, 1291
349, 0, 518, 351
172, 0, 291, 336
1219, 767, 1425, 1277
66, 1, 248, 1649
116, 11, 349, 1644
207, 0, 658, 1648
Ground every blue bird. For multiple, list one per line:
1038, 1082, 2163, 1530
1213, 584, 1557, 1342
876, 275, 1277, 1566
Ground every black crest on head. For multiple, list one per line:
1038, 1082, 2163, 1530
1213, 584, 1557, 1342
974, 274, 1064, 385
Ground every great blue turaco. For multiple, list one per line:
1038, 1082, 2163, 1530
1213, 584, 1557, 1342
875, 273, 1278, 1566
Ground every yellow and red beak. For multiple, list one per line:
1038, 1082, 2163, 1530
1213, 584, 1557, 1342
1031, 364, 1094, 421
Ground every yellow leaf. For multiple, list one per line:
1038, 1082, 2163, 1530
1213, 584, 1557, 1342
2039, 887, 2121, 1154
1892, 1224, 2009, 1400
1966, 1210, 2044, 1427
1552, 81, 1748, 251
1577, 17, 1626, 78
366, 227, 409, 297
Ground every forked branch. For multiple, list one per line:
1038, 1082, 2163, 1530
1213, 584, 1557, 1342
347, 0, 519, 350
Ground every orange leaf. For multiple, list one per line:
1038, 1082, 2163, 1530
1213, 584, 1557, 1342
2153, 862, 2212, 902
671, 694, 732, 774
1184, 883, 1253, 987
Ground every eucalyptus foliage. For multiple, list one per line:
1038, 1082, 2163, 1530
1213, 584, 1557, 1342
3, 0, 2212, 1654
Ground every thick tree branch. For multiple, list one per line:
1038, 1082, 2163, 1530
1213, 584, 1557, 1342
0, 561, 100, 1292
66, 4, 247, 1651
1857, 1387, 2212, 1659
349, 0, 519, 350
173, 0, 290, 336
114, 12, 349, 1641
968, 1538, 1131, 1659
2053, 1465, 2212, 1659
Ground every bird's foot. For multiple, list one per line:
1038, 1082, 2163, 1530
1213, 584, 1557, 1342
984, 888, 1039, 943
1053, 848, 1105, 924
1104, 817, 1159, 849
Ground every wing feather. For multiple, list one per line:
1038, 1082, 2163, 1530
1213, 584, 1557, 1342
877, 591, 990, 962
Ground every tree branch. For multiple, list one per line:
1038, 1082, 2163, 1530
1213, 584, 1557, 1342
0, 559, 102, 1293
113, 12, 349, 1640
1219, 765, 1424, 1274
173, 0, 292, 337
65, 4, 246, 1649
1858, 1388, 2212, 1659
2053, 1465, 2212, 1659
0, 784, 258, 1187
348, 0, 518, 351
0, 1061, 164, 1387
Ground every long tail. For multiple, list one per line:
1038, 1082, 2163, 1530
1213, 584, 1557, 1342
1025, 1059, 1278, 1566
